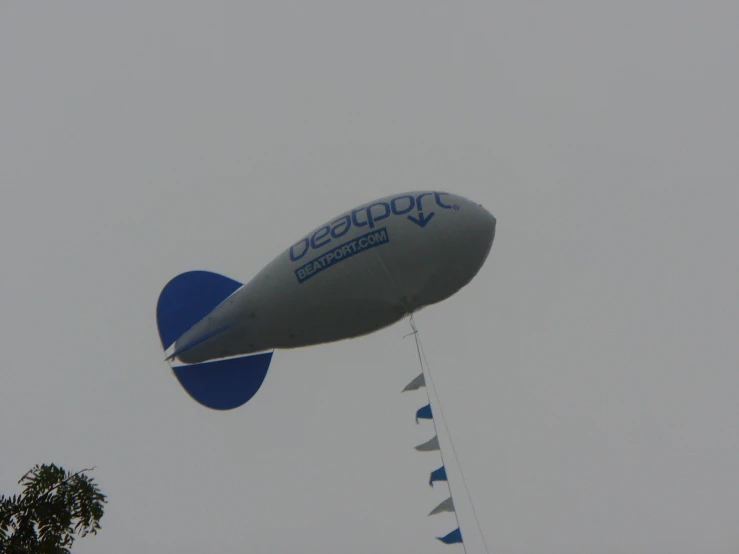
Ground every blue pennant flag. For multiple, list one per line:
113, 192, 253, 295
415, 403, 432, 423
437, 527, 463, 545
429, 465, 447, 487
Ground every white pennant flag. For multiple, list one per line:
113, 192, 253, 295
402, 373, 425, 392
415, 435, 440, 452
429, 496, 455, 516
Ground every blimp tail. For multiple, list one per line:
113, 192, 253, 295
156, 270, 273, 411
168, 352, 273, 411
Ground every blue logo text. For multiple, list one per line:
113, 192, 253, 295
295, 227, 390, 283
290, 191, 454, 262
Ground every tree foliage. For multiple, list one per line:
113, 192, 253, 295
0, 464, 106, 554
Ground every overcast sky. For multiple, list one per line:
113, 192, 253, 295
2, 2, 738, 553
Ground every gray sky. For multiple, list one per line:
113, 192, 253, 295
2, 2, 738, 553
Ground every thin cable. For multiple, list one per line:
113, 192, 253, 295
409, 315, 467, 554
413, 315, 492, 554
417, 330, 491, 554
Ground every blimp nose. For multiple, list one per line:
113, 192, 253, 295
473, 203, 496, 259
477, 203, 496, 237
478, 203, 496, 221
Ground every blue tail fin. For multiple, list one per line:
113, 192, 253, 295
156, 270, 273, 411
172, 352, 273, 410
156, 270, 242, 351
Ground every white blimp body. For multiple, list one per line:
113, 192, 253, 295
156, 191, 496, 410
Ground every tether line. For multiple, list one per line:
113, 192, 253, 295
409, 314, 491, 554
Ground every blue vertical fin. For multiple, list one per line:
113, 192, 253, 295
156, 270, 242, 350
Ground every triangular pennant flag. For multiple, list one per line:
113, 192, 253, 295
415, 403, 432, 423
414, 435, 440, 452
429, 465, 447, 487
437, 527, 463, 545
402, 373, 425, 392
428, 496, 455, 516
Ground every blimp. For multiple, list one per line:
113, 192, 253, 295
156, 191, 496, 410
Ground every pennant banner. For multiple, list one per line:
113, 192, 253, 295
428, 496, 455, 516
414, 435, 440, 452
403, 370, 464, 547
402, 373, 425, 392
415, 403, 432, 423
429, 465, 447, 487
437, 527, 463, 545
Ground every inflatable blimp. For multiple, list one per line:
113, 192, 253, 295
156, 191, 496, 411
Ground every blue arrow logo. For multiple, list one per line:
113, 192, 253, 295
407, 211, 435, 227
407, 192, 443, 228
